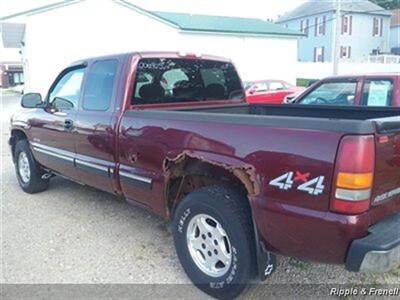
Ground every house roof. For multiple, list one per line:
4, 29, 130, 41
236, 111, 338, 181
391, 9, 400, 27
0, 0, 77, 21
0, 0, 303, 38
0, 23, 25, 47
150, 11, 303, 37
277, 0, 391, 23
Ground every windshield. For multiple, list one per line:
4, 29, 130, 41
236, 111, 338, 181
297, 81, 357, 105
132, 58, 244, 105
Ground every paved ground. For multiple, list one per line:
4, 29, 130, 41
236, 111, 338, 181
1, 91, 399, 299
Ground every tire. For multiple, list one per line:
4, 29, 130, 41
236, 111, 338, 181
14, 139, 49, 193
172, 185, 255, 299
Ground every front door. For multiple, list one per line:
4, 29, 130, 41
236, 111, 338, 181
30, 66, 86, 180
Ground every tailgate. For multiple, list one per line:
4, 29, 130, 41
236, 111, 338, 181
370, 118, 400, 222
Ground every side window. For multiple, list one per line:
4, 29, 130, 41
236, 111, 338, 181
361, 79, 393, 107
49, 68, 85, 110
298, 81, 357, 105
253, 82, 268, 92
83, 60, 118, 111
269, 82, 285, 91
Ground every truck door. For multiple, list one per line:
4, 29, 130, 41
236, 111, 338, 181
73, 59, 120, 193
30, 66, 85, 180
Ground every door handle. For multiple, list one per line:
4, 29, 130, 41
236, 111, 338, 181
64, 119, 73, 130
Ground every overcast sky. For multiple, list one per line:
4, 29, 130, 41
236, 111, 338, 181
0, 0, 307, 20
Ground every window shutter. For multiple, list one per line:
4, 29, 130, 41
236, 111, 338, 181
380, 18, 383, 37
306, 19, 309, 36
313, 47, 317, 62
348, 46, 351, 58
315, 17, 318, 36
373, 18, 376, 36
322, 47, 325, 62
300, 20, 303, 31
349, 16, 353, 35
323, 16, 326, 35
341, 16, 344, 34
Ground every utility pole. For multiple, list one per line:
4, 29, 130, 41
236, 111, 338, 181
333, 0, 341, 75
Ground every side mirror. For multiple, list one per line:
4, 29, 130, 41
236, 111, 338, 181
21, 93, 43, 108
52, 97, 74, 110
249, 89, 256, 95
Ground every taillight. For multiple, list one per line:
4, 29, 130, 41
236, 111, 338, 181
331, 135, 375, 214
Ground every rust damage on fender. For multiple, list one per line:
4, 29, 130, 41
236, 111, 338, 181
163, 151, 260, 196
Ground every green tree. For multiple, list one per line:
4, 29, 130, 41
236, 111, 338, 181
370, 0, 400, 10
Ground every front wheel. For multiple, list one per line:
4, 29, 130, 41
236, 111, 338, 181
14, 139, 49, 193
172, 186, 256, 299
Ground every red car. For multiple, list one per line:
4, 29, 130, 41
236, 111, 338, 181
293, 74, 400, 107
245, 80, 304, 104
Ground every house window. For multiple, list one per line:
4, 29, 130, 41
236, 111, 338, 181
342, 15, 352, 35
314, 47, 325, 62
300, 19, 309, 36
340, 46, 352, 59
373, 17, 383, 36
315, 16, 326, 36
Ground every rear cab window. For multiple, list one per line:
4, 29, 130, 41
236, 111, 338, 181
361, 79, 393, 107
131, 58, 244, 105
297, 80, 358, 106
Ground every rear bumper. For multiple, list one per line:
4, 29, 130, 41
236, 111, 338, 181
346, 213, 400, 272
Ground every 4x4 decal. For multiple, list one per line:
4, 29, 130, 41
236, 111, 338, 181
269, 171, 325, 196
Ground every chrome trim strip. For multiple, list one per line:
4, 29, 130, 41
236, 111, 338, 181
119, 171, 152, 184
32, 142, 116, 176
33, 147, 74, 162
75, 159, 109, 172
31, 142, 59, 152
31, 142, 73, 157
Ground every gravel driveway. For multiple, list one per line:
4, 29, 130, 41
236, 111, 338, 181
1, 92, 398, 299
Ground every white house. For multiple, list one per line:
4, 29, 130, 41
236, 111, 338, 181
390, 9, 400, 52
0, 0, 302, 94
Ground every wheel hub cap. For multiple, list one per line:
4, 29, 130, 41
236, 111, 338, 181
18, 152, 31, 183
186, 214, 232, 277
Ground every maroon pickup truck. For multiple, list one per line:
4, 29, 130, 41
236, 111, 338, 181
9, 52, 400, 298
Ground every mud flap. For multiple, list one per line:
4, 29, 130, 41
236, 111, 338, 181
257, 241, 276, 280
252, 216, 276, 281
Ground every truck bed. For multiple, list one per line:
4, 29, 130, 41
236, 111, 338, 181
128, 104, 400, 134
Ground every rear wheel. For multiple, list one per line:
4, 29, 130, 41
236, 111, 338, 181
14, 140, 49, 193
172, 186, 255, 299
